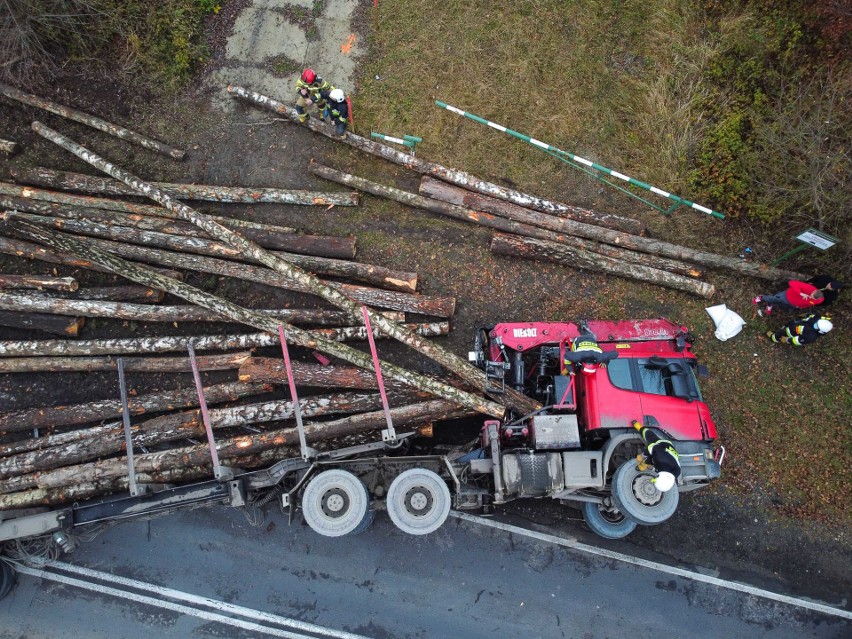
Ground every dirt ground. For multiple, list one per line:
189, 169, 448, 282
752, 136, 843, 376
0, 1, 849, 610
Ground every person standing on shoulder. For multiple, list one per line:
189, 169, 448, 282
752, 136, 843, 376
295, 68, 331, 123
631, 420, 680, 492
753, 280, 824, 316
326, 88, 349, 137
766, 313, 833, 346
806, 275, 843, 308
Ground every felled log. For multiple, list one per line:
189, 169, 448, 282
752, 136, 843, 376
0, 311, 83, 336
419, 176, 704, 278
0, 234, 184, 280
0, 380, 271, 435
226, 85, 645, 235
10, 167, 360, 206
0, 274, 78, 291
0, 193, 299, 237
14, 221, 505, 418
9, 234, 452, 317
238, 358, 400, 390
0, 399, 470, 508
0, 139, 18, 155
491, 232, 715, 297
0, 350, 251, 374
0, 391, 395, 484
0, 322, 445, 358
29, 121, 535, 416
1, 203, 416, 291
0, 82, 185, 159
0, 292, 392, 325
64, 286, 164, 303
314, 163, 704, 278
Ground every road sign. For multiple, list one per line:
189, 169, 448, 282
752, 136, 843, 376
796, 228, 837, 250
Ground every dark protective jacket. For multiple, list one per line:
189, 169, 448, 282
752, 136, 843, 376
328, 97, 349, 124
296, 76, 331, 102
807, 275, 840, 306
637, 425, 681, 477
777, 313, 830, 346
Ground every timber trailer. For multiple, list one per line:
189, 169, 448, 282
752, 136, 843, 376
0, 318, 723, 598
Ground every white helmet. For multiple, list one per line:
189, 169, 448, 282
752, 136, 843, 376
815, 319, 833, 334
654, 471, 676, 492
329, 88, 345, 102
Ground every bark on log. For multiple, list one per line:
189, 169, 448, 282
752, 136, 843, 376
0, 139, 18, 155
10, 167, 360, 206
238, 358, 402, 390
5, 232, 451, 317
0, 381, 271, 435
419, 176, 705, 278
0, 234, 184, 280
0, 274, 78, 291
0, 82, 185, 159
0, 322, 445, 358
0, 399, 470, 508
61, 286, 164, 303
0, 391, 402, 485
226, 85, 645, 235
0, 311, 83, 336
0, 193, 299, 236
491, 232, 715, 297
0, 291, 398, 325
28, 121, 534, 416
0, 350, 251, 374
1, 201, 416, 291
11, 221, 505, 418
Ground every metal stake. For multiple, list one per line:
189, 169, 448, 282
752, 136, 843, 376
277, 325, 310, 459
117, 357, 144, 496
187, 342, 229, 480
361, 305, 396, 442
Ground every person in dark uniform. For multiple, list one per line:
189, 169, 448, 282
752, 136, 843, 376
326, 88, 349, 136
295, 68, 331, 123
632, 420, 680, 492
766, 313, 833, 346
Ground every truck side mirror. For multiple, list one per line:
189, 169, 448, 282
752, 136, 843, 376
696, 365, 709, 378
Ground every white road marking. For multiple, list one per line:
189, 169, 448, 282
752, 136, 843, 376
450, 511, 852, 621
14, 562, 369, 639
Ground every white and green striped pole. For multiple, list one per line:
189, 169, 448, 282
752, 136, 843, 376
371, 131, 421, 153
435, 101, 725, 220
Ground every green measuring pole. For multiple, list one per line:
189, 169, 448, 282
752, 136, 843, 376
371, 131, 419, 153
435, 100, 725, 220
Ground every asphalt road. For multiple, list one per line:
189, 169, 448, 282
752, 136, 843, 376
0, 505, 847, 639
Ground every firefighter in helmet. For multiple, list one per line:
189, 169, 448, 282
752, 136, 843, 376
295, 68, 331, 123
326, 88, 350, 137
766, 313, 833, 346
632, 420, 681, 492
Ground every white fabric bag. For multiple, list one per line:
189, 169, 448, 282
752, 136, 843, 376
705, 303, 745, 341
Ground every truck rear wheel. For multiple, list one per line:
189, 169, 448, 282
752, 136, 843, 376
301, 469, 371, 537
386, 469, 451, 535
610, 460, 679, 525
0, 560, 15, 601
581, 500, 637, 539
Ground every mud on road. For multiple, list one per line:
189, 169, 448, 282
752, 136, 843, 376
0, 0, 849, 612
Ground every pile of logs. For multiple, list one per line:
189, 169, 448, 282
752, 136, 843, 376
227, 85, 807, 297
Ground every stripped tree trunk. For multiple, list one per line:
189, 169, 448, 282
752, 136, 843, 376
0, 292, 391, 325
0, 350, 251, 374
11, 221, 505, 417
0, 82, 185, 159
419, 176, 704, 278
0, 274, 78, 291
0, 391, 403, 485
0, 193, 299, 236
28, 121, 535, 415
0, 322, 445, 358
9, 166, 360, 206
0, 381, 272, 435
0, 311, 83, 336
226, 85, 645, 235
1, 202, 416, 291
0, 234, 184, 280
238, 358, 402, 390
62, 286, 164, 303
490, 232, 715, 297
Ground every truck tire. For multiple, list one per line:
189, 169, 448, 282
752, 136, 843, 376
386, 469, 451, 535
0, 561, 15, 601
581, 500, 638, 540
301, 469, 370, 537
610, 460, 679, 525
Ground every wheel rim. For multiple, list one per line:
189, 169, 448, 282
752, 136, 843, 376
632, 474, 663, 506
301, 469, 369, 537
387, 469, 451, 535
598, 503, 627, 524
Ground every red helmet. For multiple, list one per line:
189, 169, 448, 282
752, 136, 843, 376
301, 68, 316, 83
